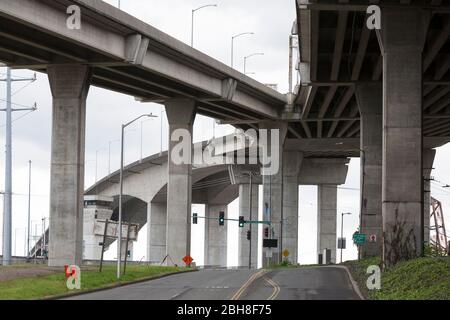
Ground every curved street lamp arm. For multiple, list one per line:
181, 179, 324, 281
123, 113, 157, 129
232, 32, 254, 39
193, 4, 218, 12
245, 52, 264, 59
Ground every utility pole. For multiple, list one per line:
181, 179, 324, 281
27, 160, 31, 259
42, 217, 46, 258
0, 67, 36, 265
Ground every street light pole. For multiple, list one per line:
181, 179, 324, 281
336, 142, 365, 260
191, 4, 217, 48
340, 212, 351, 263
117, 114, 157, 279
244, 52, 264, 75
248, 172, 253, 269
231, 32, 254, 68
108, 140, 119, 175
160, 110, 164, 156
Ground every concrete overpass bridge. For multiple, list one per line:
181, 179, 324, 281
295, 0, 450, 265
0, 0, 448, 267
84, 135, 349, 267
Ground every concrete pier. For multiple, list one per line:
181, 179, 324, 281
379, 9, 429, 266
423, 149, 436, 245
165, 98, 196, 266
147, 202, 167, 263
204, 204, 228, 267
47, 65, 91, 267
317, 184, 337, 264
238, 183, 259, 268
282, 151, 302, 264
356, 83, 382, 258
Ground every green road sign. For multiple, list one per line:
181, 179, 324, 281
353, 232, 366, 245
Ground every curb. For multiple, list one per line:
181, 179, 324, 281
334, 265, 365, 300
46, 268, 198, 300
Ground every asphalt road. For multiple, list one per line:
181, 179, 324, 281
65, 266, 361, 300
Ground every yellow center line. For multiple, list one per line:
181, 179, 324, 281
230, 270, 266, 300
264, 276, 280, 300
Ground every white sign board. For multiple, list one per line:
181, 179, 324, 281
94, 219, 139, 241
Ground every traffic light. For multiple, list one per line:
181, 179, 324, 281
264, 227, 269, 238
239, 216, 245, 228
219, 211, 225, 226
247, 230, 251, 240
192, 213, 198, 224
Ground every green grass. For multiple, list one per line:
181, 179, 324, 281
0, 264, 190, 300
345, 257, 450, 300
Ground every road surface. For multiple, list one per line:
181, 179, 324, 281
65, 266, 361, 300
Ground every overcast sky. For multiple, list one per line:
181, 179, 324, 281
1, 0, 449, 266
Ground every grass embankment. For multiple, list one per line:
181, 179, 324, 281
345, 257, 450, 300
0, 264, 190, 300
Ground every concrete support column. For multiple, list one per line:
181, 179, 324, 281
260, 121, 287, 266
238, 183, 259, 268
379, 9, 429, 266
423, 149, 436, 245
204, 204, 228, 267
165, 98, 196, 266
147, 202, 167, 263
47, 65, 90, 267
356, 83, 382, 258
317, 184, 337, 264
282, 151, 302, 264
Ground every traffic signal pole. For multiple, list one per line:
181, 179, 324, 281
248, 172, 253, 269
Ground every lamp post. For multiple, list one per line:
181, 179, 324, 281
160, 110, 165, 156
336, 141, 365, 260
231, 32, 254, 68
108, 139, 120, 175
340, 212, 351, 263
95, 148, 106, 183
244, 52, 264, 75
117, 114, 157, 279
140, 118, 154, 162
248, 172, 254, 269
191, 4, 217, 47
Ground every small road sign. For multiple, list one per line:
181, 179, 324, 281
369, 234, 377, 243
182, 255, 193, 266
338, 237, 346, 249
263, 239, 278, 248
353, 232, 366, 245
282, 249, 290, 258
